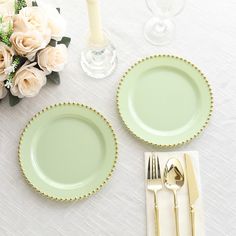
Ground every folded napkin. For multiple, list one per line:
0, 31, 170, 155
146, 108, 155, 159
145, 151, 205, 236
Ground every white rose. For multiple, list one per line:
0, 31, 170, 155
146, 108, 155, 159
37, 1, 66, 41
11, 62, 46, 98
10, 31, 49, 61
13, 7, 51, 42
0, 0, 15, 16
0, 81, 7, 99
37, 44, 68, 74
0, 42, 14, 81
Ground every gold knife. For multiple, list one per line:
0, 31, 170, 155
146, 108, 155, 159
184, 154, 199, 236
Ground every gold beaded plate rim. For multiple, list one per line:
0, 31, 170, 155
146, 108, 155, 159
18, 102, 118, 201
116, 55, 214, 147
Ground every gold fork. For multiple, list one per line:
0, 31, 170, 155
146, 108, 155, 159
147, 154, 163, 236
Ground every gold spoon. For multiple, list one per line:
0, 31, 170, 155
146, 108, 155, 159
164, 159, 185, 236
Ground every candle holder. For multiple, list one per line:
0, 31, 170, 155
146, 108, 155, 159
81, 32, 117, 79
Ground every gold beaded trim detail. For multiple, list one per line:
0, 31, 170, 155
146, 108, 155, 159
18, 102, 118, 201
116, 55, 214, 147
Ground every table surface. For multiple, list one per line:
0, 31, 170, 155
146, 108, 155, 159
0, 0, 235, 235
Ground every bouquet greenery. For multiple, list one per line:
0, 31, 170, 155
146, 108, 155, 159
0, 0, 71, 106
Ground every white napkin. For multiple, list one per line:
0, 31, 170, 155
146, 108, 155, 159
145, 151, 205, 236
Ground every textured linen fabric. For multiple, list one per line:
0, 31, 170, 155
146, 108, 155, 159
145, 151, 204, 236
0, 0, 236, 235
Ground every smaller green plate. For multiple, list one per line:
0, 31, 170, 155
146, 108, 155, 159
117, 55, 213, 147
19, 103, 117, 200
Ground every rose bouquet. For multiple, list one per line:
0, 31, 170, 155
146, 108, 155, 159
0, 0, 71, 106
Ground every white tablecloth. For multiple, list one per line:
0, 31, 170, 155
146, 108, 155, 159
0, 0, 235, 235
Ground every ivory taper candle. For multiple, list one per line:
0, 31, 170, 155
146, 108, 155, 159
86, 0, 105, 46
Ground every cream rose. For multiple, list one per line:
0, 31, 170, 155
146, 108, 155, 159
37, 1, 66, 41
0, 42, 14, 81
37, 44, 68, 74
0, 81, 7, 99
10, 30, 49, 61
11, 62, 46, 98
13, 7, 51, 42
0, 0, 15, 16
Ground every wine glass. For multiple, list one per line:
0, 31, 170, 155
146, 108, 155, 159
144, 0, 185, 46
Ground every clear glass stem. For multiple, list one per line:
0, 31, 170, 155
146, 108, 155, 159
144, 17, 175, 46
154, 19, 167, 33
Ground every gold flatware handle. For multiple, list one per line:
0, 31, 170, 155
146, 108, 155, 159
190, 206, 196, 236
173, 191, 180, 236
154, 192, 160, 236
174, 206, 180, 236
154, 204, 160, 236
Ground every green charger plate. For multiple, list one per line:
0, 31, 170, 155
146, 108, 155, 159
117, 55, 213, 147
19, 103, 118, 200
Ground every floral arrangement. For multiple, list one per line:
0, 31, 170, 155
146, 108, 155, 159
0, 0, 71, 106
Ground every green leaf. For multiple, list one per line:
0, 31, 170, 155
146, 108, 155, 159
12, 55, 27, 71
0, 32, 11, 46
0, 21, 13, 46
47, 72, 60, 85
32, 1, 38, 6
58, 37, 71, 48
49, 39, 57, 47
15, 0, 27, 14
9, 93, 21, 106
56, 8, 60, 13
